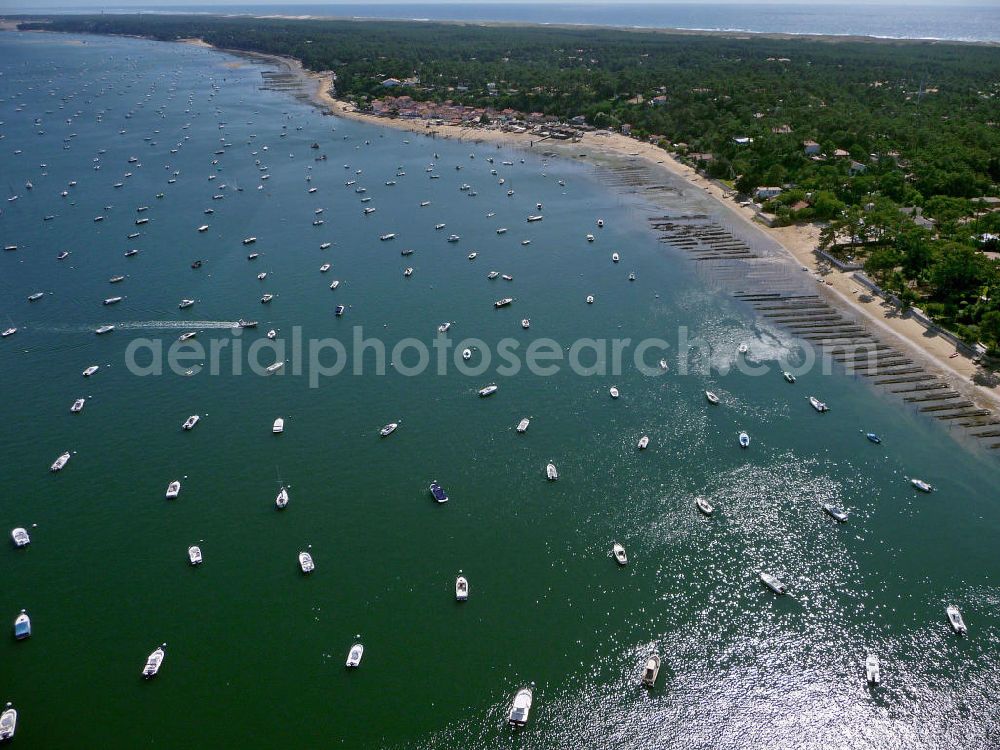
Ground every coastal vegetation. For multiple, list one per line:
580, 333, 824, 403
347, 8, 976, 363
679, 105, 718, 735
16, 14, 1000, 352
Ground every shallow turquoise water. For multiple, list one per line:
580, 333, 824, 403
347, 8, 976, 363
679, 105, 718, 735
1, 32, 999, 749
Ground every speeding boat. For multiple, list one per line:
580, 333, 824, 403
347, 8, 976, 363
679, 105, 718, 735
609, 387, 620, 399
429, 481, 448, 503
612, 543, 628, 565
739, 432, 750, 448
11, 527, 30, 547
865, 432, 882, 444
911, 478, 933, 493
0, 705, 15, 741
479, 384, 498, 397
142, 645, 165, 678
272, 418, 284, 434
637, 435, 649, 450
946, 605, 967, 635
188, 545, 202, 565
546, 462, 559, 481
50, 452, 71, 472
275, 487, 289, 509
237, 319, 258, 328
346, 643, 364, 668
380, 422, 399, 437
13, 611, 31, 640
182, 415, 200, 430
83, 365, 99, 377
70, 398, 85, 413
517, 418, 530, 433
759, 572, 787, 594
866, 654, 881, 685
696, 496, 714, 515
179, 331, 197, 342
299, 551, 315, 573
783, 371, 796, 383
641, 653, 660, 687
705, 390, 720, 405
508, 687, 533, 727
809, 396, 829, 412
455, 575, 469, 601
165, 481, 181, 499
823, 504, 848, 522
95, 325, 115, 335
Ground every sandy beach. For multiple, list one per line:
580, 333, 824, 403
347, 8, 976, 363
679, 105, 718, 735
189, 37, 1000, 416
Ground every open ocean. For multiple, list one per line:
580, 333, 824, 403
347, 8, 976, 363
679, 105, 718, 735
14, 3, 1000, 43
2, 30, 1000, 749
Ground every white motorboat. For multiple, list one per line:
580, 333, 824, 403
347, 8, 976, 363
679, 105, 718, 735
455, 575, 469, 601
299, 551, 315, 573
188, 545, 202, 565
760, 571, 787, 594
435, 223, 446, 230
320, 263, 331, 272
946, 605, 967, 635
273, 418, 285, 434
346, 643, 364, 668
242, 236, 257, 245
609, 386, 620, 399
612, 543, 628, 565
526, 215, 543, 222
403, 267, 413, 277
911, 478, 933, 493
320, 242, 332, 249
659, 359, 669, 370
27, 292, 44, 302
521, 319, 530, 329
641, 653, 660, 687
50, 452, 71, 472
586, 234, 595, 242
823, 504, 848, 522
182, 415, 200, 431
865, 654, 881, 685
586, 295, 594, 304
612, 252, 620, 263
508, 687, 533, 727
462, 348, 472, 361
95, 325, 115, 335
13, 611, 31, 641
329, 280, 340, 290
380, 422, 399, 437
70, 398, 85, 413
165, 481, 181, 499
178, 299, 195, 309
260, 294, 273, 304
437, 322, 451, 334
447, 234, 460, 243
597, 219, 604, 227
496, 227, 508, 234
142, 645, 166, 678
809, 396, 829, 412
83, 365, 99, 377
11, 527, 30, 547
502, 275, 514, 281
468, 252, 478, 260
179, 331, 197, 342
738, 343, 749, 354
521, 239, 531, 246
488, 271, 500, 279
637, 435, 649, 450
696, 496, 714, 515
739, 432, 751, 448
197, 224, 209, 232
380, 233, 396, 241
705, 390, 720, 405
783, 371, 796, 383
0, 704, 15, 741
1, 328, 16, 338
545, 462, 558, 481
479, 384, 498, 397
516, 418, 530, 433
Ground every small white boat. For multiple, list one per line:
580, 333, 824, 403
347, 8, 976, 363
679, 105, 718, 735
242, 236, 257, 245
611, 252, 619, 263
911, 478, 933, 493
488, 271, 500, 279
320, 242, 332, 249
637, 435, 649, 450
276, 487, 289, 509
50, 452, 71, 472
0, 704, 15, 741
946, 605, 967, 635
586, 234, 595, 242
380, 422, 398, 437
27, 292, 44, 302
696, 496, 714, 515
546, 462, 558, 481
197, 225, 208, 232
70, 398, 85, 413
179, 299, 195, 309
760, 571, 787, 595
526, 215, 543, 223
705, 390, 720, 404
865, 654, 880, 685
329, 280, 340, 290
809, 396, 829, 412
165, 481, 181, 499
783, 371, 796, 383
609, 387, 620, 399
739, 432, 750, 448
641, 653, 660, 687
266, 362, 284, 374
597, 219, 604, 227
182, 415, 200, 431
179, 331, 197, 342
468, 252, 478, 260
659, 359, 668, 370
83, 365, 99, 377
438, 322, 451, 334
517, 418, 530, 433
586, 295, 594, 304
95, 325, 115, 335
188, 545, 202, 565
142, 645, 166, 678
380, 233, 396, 241
403, 267, 413, 277
13, 611, 31, 640
521, 239, 531, 246
455, 575, 469, 601
508, 687, 533, 727
346, 643, 364, 668
447, 234, 460, 243
272, 418, 285, 434
320, 263, 331, 273
260, 294, 273, 304
299, 551, 315, 573
1, 328, 16, 338
737, 343, 749, 354
823, 504, 848, 522
479, 384, 498, 397
11, 527, 30, 547
265, 330, 277, 340
462, 348, 472, 361
502, 275, 514, 282
435, 223, 446, 230
612, 543, 628, 566
521, 319, 530, 329
496, 227, 508, 234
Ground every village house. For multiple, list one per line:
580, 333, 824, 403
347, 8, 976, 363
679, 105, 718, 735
802, 140, 821, 155
754, 186, 783, 200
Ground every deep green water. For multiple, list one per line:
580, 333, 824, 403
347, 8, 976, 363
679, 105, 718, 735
1, 32, 999, 749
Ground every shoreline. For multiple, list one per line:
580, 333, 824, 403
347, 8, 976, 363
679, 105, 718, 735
184, 37, 1000, 419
